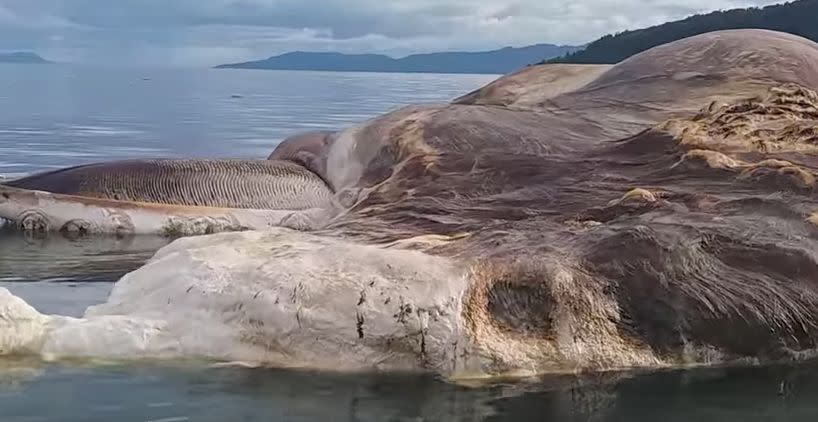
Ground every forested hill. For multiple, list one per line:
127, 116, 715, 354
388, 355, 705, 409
549, 0, 817, 64
216, 44, 578, 75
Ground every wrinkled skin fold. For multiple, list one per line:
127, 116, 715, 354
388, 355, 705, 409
2, 29, 818, 378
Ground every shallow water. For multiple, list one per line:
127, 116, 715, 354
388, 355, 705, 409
1, 64, 817, 421
3, 360, 818, 421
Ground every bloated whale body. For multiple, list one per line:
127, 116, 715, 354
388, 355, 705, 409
2, 30, 818, 379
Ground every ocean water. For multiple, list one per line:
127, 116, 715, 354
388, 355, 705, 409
1, 64, 817, 421
0, 65, 492, 176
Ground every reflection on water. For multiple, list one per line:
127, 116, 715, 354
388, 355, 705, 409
0, 230, 169, 316
0, 231, 169, 283
487, 363, 818, 422
1, 360, 818, 421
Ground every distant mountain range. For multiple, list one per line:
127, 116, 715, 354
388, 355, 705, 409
215, 44, 579, 75
0, 52, 49, 64
549, 0, 817, 64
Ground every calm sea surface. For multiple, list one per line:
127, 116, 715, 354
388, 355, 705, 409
1, 64, 817, 421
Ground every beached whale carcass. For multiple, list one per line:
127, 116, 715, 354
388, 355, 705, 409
1, 30, 818, 379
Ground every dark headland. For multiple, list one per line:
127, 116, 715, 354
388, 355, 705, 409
215, 44, 578, 75
549, 0, 818, 64
0, 52, 50, 64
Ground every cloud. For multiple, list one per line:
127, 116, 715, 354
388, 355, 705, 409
0, 0, 789, 66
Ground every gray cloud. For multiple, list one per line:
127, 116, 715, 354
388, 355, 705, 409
0, 0, 788, 66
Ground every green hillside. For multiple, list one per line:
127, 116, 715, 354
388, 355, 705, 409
549, 0, 817, 64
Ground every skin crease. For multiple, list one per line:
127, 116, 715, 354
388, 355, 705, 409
268, 131, 336, 189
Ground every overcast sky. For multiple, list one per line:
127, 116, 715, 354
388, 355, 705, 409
0, 0, 787, 66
